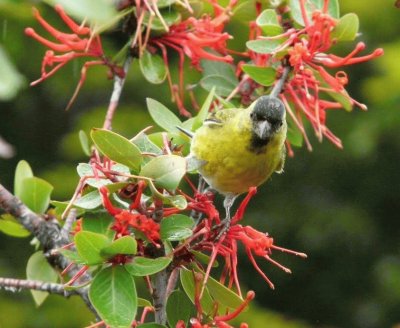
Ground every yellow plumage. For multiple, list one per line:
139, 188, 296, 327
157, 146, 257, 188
190, 96, 287, 198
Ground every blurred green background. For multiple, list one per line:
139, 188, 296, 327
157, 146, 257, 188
0, 0, 399, 327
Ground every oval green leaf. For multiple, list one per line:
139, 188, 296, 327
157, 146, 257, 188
91, 128, 142, 172
14, 160, 33, 197
166, 290, 192, 328
74, 190, 103, 210
79, 130, 91, 156
0, 46, 25, 101
200, 75, 237, 97
140, 50, 167, 84
140, 155, 186, 190
246, 39, 283, 54
289, 0, 339, 26
26, 251, 58, 306
44, 0, 117, 26
125, 256, 172, 276
206, 274, 243, 309
89, 266, 137, 328
331, 13, 359, 41
75, 231, 111, 265
241, 65, 276, 86
101, 236, 138, 257
0, 214, 30, 237
146, 98, 182, 133
160, 214, 194, 241
18, 177, 53, 214
180, 268, 214, 315
256, 9, 283, 36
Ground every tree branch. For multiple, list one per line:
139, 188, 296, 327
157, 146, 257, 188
0, 183, 97, 318
102, 55, 133, 130
0, 277, 79, 296
270, 63, 291, 98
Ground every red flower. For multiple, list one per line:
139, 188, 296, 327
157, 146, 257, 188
150, 0, 237, 116
99, 186, 161, 245
244, 0, 383, 150
25, 6, 123, 109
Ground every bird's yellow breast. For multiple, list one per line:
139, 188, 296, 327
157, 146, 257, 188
191, 107, 286, 195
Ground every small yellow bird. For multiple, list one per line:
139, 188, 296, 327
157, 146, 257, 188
189, 94, 288, 227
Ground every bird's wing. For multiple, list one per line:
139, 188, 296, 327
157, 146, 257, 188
274, 148, 286, 174
204, 108, 237, 127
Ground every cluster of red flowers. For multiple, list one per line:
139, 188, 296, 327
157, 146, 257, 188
25, 5, 123, 109
244, 0, 383, 151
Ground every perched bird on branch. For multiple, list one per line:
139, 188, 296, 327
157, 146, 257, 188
187, 66, 290, 233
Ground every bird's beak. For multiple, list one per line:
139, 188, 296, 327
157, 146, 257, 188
254, 120, 271, 140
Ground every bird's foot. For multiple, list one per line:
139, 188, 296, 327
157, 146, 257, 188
213, 218, 231, 241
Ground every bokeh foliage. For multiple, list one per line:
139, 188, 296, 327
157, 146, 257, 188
0, 0, 399, 327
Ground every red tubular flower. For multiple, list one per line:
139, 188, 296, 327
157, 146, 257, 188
99, 186, 161, 245
245, 0, 383, 149
25, 6, 123, 109
150, 0, 237, 116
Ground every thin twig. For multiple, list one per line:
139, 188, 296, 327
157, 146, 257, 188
0, 277, 78, 296
270, 64, 291, 98
103, 55, 133, 130
61, 208, 77, 239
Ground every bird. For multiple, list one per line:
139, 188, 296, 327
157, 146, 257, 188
187, 93, 288, 233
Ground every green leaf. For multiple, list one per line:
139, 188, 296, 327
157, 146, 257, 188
147, 132, 191, 156
246, 39, 283, 54
166, 290, 192, 327
132, 131, 163, 156
74, 231, 111, 265
89, 266, 137, 328
138, 298, 152, 307
241, 65, 276, 86
74, 190, 103, 210
331, 13, 359, 41
91, 128, 142, 172
101, 236, 137, 257
192, 87, 215, 131
191, 250, 218, 268
156, 0, 176, 8
232, 0, 257, 25
18, 177, 53, 214
287, 125, 303, 147
77, 163, 111, 188
200, 75, 237, 97
57, 249, 86, 264
43, 0, 118, 26
180, 268, 214, 315
0, 45, 25, 101
146, 98, 182, 133
82, 211, 114, 237
162, 194, 188, 210
256, 9, 283, 36
140, 50, 167, 84
26, 251, 58, 306
206, 274, 243, 309
0, 215, 31, 237
201, 59, 237, 81
125, 257, 172, 276
14, 160, 33, 197
143, 10, 181, 31
137, 324, 167, 328
160, 214, 194, 241
140, 155, 186, 190
289, 0, 339, 26
79, 130, 91, 156
200, 61, 237, 97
